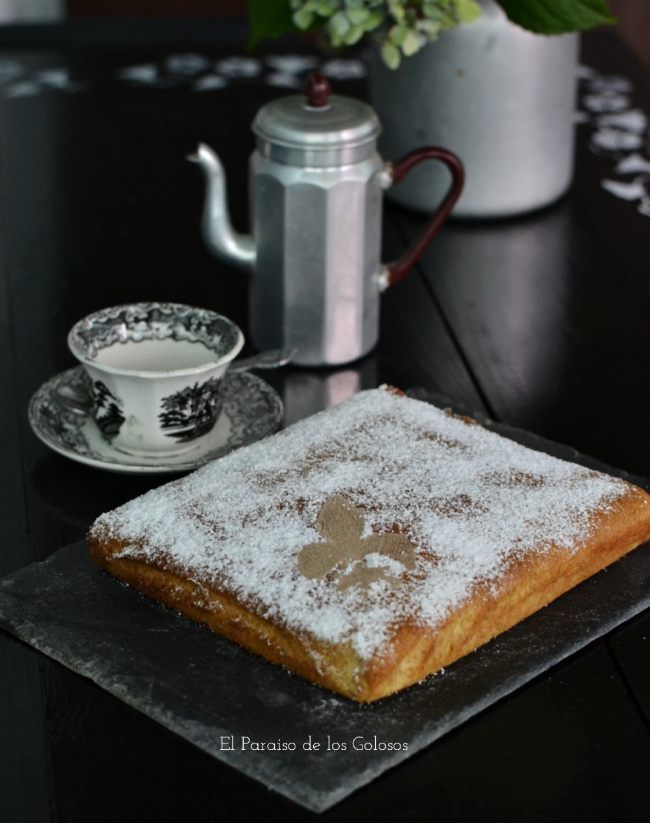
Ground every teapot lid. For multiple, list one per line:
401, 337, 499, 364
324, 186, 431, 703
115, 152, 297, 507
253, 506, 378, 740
252, 74, 380, 166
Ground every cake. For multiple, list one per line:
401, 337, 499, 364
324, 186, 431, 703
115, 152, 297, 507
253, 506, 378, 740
87, 387, 650, 701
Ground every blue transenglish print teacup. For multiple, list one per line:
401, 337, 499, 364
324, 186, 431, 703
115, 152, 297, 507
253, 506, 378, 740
68, 303, 244, 457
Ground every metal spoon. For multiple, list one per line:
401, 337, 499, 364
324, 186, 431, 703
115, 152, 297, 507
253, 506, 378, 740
56, 382, 94, 415
229, 348, 296, 372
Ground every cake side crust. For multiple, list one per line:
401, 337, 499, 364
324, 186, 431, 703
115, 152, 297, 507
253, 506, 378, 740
88, 537, 366, 698
364, 484, 650, 699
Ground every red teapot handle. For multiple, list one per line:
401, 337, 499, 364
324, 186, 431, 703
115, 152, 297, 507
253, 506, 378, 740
384, 147, 465, 288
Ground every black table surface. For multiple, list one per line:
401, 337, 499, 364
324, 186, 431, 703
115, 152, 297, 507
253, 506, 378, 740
1, 22, 650, 823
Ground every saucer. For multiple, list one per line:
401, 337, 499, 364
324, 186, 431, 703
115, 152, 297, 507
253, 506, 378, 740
28, 366, 283, 474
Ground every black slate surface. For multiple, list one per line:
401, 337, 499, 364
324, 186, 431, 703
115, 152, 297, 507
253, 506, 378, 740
2, 406, 650, 813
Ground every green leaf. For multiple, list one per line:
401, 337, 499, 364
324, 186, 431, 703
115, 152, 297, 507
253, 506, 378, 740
343, 22, 366, 44
364, 9, 384, 31
330, 9, 351, 35
439, 10, 459, 30
388, 23, 409, 47
381, 40, 402, 69
293, 5, 316, 29
417, 18, 442, 39
248, 0, 297, 49
456, 0, 482, 24
314, 1, 336, 16
402, 28, 424, 56
347, 7, 370, 24
423, 3, 441, 20
387, 0, 406, 24
496, 0, 616, 35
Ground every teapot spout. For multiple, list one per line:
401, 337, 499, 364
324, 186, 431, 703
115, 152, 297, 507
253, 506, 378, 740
188, 143, 256, 271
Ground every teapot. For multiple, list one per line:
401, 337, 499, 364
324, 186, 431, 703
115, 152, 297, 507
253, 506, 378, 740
190, 74, 464, 367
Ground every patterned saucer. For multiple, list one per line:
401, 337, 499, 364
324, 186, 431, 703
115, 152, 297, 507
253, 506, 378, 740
28, 366, 283, 474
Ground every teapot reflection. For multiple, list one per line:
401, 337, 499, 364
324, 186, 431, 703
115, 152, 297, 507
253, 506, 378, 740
269, 355, 378, 428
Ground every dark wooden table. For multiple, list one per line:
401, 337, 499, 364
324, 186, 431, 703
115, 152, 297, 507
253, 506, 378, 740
1, 22, 650, 822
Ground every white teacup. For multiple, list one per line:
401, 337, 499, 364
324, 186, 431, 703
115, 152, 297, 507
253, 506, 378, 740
68, 302, 244, 457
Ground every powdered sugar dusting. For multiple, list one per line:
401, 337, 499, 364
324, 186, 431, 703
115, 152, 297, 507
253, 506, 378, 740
92, 389, 634, 661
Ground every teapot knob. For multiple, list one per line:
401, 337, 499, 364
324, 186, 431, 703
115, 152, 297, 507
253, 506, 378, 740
305, 73, 331, 108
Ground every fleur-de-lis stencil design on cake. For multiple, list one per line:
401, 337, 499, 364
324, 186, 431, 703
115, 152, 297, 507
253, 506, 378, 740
297, 495, 416, 591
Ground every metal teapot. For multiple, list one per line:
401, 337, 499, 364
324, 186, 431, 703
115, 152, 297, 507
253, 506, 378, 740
190, 74, 464, 367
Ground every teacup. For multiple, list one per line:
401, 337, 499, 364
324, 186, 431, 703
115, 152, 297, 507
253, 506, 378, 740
68, 302, 244, 457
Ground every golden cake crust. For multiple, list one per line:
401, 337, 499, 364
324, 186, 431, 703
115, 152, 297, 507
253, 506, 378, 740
87, 389, 650, 702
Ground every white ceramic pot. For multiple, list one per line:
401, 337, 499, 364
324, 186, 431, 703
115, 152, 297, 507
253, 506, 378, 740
368, 0, 579, 218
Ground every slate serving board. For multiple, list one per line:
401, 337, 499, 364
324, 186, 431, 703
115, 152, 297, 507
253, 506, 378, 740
2, 391, 650, 812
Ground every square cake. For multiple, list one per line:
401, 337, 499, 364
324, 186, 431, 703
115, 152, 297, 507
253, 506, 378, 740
88, 387, 650, 701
